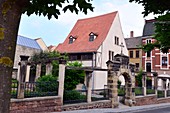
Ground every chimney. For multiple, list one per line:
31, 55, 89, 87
130, 31, 134, 38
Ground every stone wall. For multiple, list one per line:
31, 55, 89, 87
14, 45, 41, 68
135, 95, 157, 106
10, 96, 61, 113
62, 100, 111, 111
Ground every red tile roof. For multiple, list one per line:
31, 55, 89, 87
56, 11, 118, 53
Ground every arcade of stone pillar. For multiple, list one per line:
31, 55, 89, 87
17, 59, 54, 83
17, 56, 55, 99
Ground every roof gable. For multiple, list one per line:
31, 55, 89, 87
17, 35, 41, 50
56, 11, 118, 53
143, 19, 156, 37
125, 37, 142, 49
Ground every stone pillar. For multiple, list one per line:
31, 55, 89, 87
142, 73, 146, 96
35, 63, 41, 80
107, 61, 119, 108
124, 80, 133, 106
17, 56, 29, 99
17, 64, 21, 81
164, 79, 168, 98
25, 64, 31, 82
46, 62, 53, 75
153, 72, 158, 95
86, 71, 92, 103
58, 59, 66, 105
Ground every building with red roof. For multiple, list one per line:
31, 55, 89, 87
56, 11, 128, 89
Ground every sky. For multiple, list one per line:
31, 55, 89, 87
18, 0, 155, 46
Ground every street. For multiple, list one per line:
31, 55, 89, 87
131, 106, 170, 113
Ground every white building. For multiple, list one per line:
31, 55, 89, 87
56, 11, 128, 89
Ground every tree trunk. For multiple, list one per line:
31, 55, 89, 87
0, 1, 25, 112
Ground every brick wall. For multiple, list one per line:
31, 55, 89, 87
10, 96, 61, 113
62, 100, 111, 111
157, 97, 170, 104
135, 95, 157, 106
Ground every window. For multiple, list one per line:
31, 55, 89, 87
146, 63, 151, 72
146, 51, 151, 57
89, 35, 94, 41
109, 51, 114, 60
162, 57, 167, 66
69, 38, 73, 44
89, 32, 97, 42
146, 39, 151, 44
69, 55, 77, 60
82, 54, 93, 60
136, 50, 139, 58
69, 36, 76, 44
69, 53, 93, 61
112, 52, 114, 60
115, 36, 119, 45
130, 51, 133, 58
135, 63, 139, 71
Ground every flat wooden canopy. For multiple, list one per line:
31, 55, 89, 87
66, 66, 108, 72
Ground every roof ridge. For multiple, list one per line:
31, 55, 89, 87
78, 11, 118, 21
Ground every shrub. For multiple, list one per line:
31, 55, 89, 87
36, 74, 58, 93
11, 78, 18, 88
64, 90, 86, 101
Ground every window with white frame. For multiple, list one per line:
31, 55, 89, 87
146, 39, 151, 44
109, 51, 114, 60
146, 62, 151, 72
114, 36, 119, 45
69, 36, 76, 44
89, 32, 97, 42
162, 56, 168, 66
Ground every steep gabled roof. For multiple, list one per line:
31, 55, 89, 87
125, 36, 142, 49
56, 11, 118, 53
17, 35, 41, 50
143, 19, 156, 37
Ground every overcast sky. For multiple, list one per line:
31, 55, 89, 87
18, 0, 155, 46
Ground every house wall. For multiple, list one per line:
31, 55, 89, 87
13, 45, 42, 79
93, 13, 128, 89
142, 37, 170, 88
35, 38, 49, 52
128, 48, 142, 70
100, 13, 128, 68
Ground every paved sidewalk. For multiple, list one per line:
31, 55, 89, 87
52, 103, 170, 113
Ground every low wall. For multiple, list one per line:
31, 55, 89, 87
10, 96, 61, 113
135, 95, 157, 106
62, 100, 111, 111
157, 97, 170, 104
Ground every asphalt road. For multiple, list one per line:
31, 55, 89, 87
131, 106, 170, 113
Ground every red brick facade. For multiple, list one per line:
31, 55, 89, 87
142, 37, 170, 79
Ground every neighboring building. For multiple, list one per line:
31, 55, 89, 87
55, 11, 128, 89
35, 38, 49, 52
13, 35, 47, 81
125, 31, 142, 72
48, 45, 57, 52
142, 19, 170, 89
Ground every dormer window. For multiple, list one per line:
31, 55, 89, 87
69, 36, 76, 44
89, 32, 97, 42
